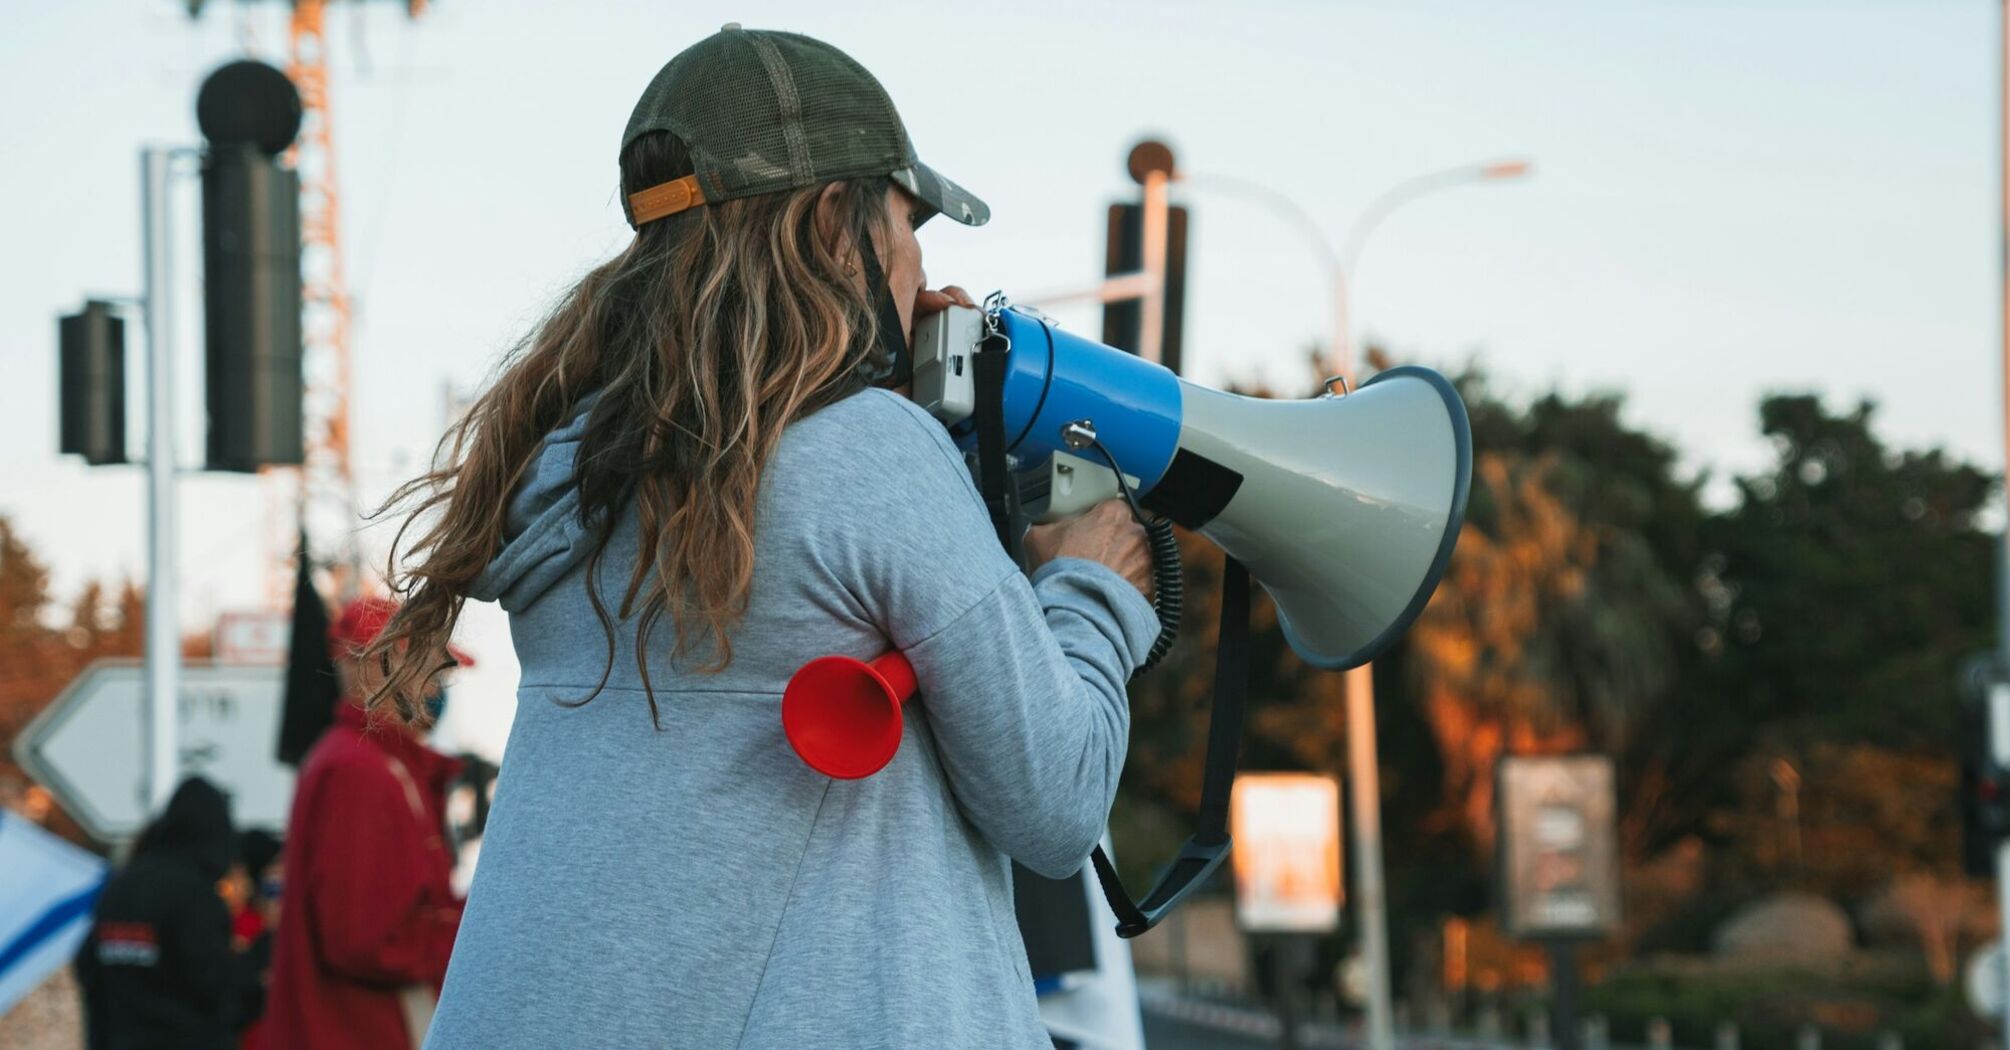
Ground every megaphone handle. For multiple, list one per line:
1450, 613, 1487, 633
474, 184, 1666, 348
866, 651, 918, 703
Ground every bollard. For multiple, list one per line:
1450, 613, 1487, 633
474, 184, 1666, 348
1796, 1024, 1821, 1050
1647, 1017, 1673, 1050
1528, 1010, 1552, 1048
1425, 996, 1453, 1035
1715, 1020, 1740, 1050
1583, 1015, 1610, 1050
1478, 1002, 1505, 1040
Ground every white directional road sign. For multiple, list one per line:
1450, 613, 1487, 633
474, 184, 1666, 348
14, 660, 295, 842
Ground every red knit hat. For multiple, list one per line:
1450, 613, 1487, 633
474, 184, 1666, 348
329, 596, 475, 666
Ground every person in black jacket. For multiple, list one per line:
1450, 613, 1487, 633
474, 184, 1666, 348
76, 776, 239, 1050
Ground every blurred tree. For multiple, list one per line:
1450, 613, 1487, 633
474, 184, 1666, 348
1701, 395, 1993, 746
0, 515, 150, 843
1392, 373, 1712, 861
0, 517, 66, 747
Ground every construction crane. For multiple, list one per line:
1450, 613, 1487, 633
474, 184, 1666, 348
187, 0, 428, 603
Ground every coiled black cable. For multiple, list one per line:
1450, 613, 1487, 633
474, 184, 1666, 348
1078, 438, 1183, 677
1136, 517, 1183, 675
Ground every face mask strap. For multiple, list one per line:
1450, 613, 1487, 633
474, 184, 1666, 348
855, 242, 912, 389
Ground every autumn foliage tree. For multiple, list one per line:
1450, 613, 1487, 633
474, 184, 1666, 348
0, 515, 148, 840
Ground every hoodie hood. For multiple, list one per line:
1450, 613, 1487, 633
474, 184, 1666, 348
133, 776, 235, 880
467, 394, 604, 613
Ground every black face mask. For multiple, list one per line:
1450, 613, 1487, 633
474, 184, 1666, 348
856, 245, 913, 390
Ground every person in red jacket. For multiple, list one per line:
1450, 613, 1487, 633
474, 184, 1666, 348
264, 597, 466, 1050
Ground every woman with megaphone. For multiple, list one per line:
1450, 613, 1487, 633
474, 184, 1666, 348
362, 25, 1160, 1050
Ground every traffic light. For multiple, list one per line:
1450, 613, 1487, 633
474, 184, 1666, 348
1961, 654, 2010, 877
1100, 202, 1190, 375
57, 301, 127, 466
197, 60, 304, 472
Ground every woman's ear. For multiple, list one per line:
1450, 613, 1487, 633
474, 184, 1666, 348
814, 182, 849, 253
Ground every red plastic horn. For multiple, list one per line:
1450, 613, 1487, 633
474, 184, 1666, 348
781, 651, 918, 779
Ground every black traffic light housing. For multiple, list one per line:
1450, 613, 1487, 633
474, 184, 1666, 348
58, 301, 127, 466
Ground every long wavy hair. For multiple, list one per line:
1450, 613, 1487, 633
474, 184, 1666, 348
364, 131, 895, 726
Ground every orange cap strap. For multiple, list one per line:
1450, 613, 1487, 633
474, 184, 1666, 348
627, 174, 708, 226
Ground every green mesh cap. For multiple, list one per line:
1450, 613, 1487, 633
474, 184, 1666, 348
621, 24, 989, 229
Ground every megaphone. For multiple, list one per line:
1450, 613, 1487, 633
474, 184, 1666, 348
916, 302, 1471, 669
780, 299, 1472, 779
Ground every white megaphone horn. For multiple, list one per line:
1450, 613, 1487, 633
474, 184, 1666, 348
912, 302, 1472, 670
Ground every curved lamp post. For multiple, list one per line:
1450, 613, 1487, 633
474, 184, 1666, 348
1175, 157, 1531, 1050
1182, 157, 1531, 380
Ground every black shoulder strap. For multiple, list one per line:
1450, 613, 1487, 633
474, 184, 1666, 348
1196, 557, 1251, 846
972, 331, 1019, 564
1088, 557, 1249, 937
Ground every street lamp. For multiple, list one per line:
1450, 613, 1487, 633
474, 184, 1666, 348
1335, 158, 1531, 376
1177, 157, 1531, 1050
1180, 156, 1533, 380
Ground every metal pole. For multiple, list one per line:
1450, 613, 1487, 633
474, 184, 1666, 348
1273, 936, 1305, 1050
1329, 273, 1395, 1048
1342, 664, 1396, 1050
1138, 168, 1170, 365
1549, 941, 1581, 1050
1331, 215, 1396, 1050
141, 146, 181, 812
1331, 268, 1351, 381
1997, 5, 2010, 1047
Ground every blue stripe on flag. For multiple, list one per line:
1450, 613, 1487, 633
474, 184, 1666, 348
0, 879, 104, 981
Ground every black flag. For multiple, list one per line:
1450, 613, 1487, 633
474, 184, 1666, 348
277, 535, 337, 765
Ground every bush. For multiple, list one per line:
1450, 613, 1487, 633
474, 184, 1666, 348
1580, 961, 1977, 1050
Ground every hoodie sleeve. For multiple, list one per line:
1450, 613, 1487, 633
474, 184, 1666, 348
817, 392, 1160, 878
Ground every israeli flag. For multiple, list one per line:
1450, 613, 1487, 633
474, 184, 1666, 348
0, 811, 106, 1015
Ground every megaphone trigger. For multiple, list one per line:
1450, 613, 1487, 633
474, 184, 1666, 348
1046, 418, 1184, 676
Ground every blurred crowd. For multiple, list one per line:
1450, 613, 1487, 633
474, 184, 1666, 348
66, 596, 473, 1050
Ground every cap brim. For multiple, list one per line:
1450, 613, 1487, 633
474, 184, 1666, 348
891, 161, 989, 227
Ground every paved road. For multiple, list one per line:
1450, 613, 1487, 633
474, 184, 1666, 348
1142, 1009, 1291, 1049
1136, 996, 1522, 1050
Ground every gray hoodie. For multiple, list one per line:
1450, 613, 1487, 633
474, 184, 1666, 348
423, 388, 1158, 1049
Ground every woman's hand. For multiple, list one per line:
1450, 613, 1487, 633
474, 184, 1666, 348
1023, 500, 1154, 602
913, 284, 978, 321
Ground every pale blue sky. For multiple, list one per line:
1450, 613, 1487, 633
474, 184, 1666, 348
1, 1, 2000, 751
